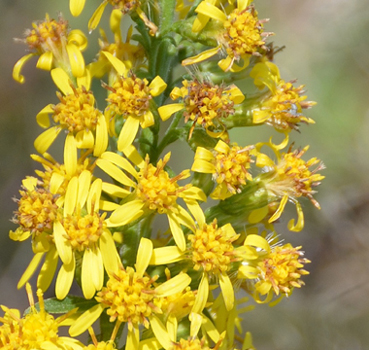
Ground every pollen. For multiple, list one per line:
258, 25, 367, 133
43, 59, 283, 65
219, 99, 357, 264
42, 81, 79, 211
259, 81, 315, 132
213, 144, 253, 193
13, 185, 59, 236
95, 266, 160, 328
178, 79, 235, 136
136, 154, 190, 214
188, 220, 239, 274
105, 74, 151, 119
256, 244, 310, 296
169, 338, 209, 350
62, 212, 106, 251
222, 8, 265, 60
108, 0, 140, 14
53, 86, 101, 133
25, 14, 68, 53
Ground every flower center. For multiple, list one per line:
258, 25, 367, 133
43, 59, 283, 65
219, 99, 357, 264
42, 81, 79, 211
14, 186, 59, 236
62, 212, 105, 251
257, 244, 310, 295
223, 8, 264, 59
96, 266, 159, 328
25, 15, 68, 53
188, 220, 238, 274
181, 79, 235, 128
169, 338, 209, 350
136, 155, 190, 214
213, 145, 253, 193
108, 0, 140, 14
53, 86, 101, 133
106, 74, 151, 119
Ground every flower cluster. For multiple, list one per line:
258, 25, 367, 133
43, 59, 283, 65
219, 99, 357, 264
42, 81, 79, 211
4, 1, 324, 349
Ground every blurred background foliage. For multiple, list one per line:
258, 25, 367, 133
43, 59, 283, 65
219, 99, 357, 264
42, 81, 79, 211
1, 0, 369, 349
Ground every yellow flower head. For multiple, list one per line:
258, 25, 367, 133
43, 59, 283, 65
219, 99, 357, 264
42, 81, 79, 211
251, 62, 316, 133
161, 286, 196, 320
169, 338, 210, 350
100, 151, 206, 251
192, 140, 254, 199
183, 1, 270, 71
13, 14, 87, 83
256, 144, 325, 231
10, 177, 59, 243
158, 79, 244, 139
69, 238, 191, 348
238, 234, 310, 303
0, 284, 83, 350
53, 171, 120, 300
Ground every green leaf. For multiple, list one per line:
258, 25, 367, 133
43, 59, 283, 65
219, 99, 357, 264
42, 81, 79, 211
24, 295, 97, 315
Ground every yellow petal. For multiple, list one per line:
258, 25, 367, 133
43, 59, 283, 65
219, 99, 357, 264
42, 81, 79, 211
50, 172, 65, 195
150, 246, 184, 265
22, 176, 38, 191
36, 104, 54, 128
13, 53, 36, 83
117, 116, 140, 151
51, 68, 74, 95
135, 238, 153, 278
88, 1, 109, 32
94, 114, 108, 157
64, 176, 79, 217
75, 130, 94, 149
201, 315, 220, 343
288, 201, 304, 232
55, 256, 75, 299
96, 158, 136, 187
150, 315, 172, 350
110, 9, 123, 35
219, 273, 234, 311
192, 273, 209, 314
229, 55, 250, 72
100, 200, 120, 211
149, 76, 167, 96
155, 273, 191, 297
122, 145, 145, 168
253, 109, 270, 124
36, 51, 54, 71
69, 304, 105, 337
70, 0, 86, 16
34, 127, 61, 154
77, 170, 92, 209
140, 110, 155, 128
107, 200, 145, 227
166, 315, 178, 342
185, 200, 205, 227
244, 234, 270, 253
248, 206, 269, 224
101, 51, 127, 76
17, 252, 44, 289
269, 194, 288, 223
182, 46, 221, 66
66, 43, 85, 78
82, 247, 103, 299
68, 29, 88, 51
101, 152, 138, 179
189, 312, 202, 337
218, 56, 234, 72
100, 229, 120, 275
37, 246, 59, 292
53, 221, 73, 265
181, 187, 207, 202
88, 178, 102, 213
126, 326, 140, 350
238, 265, 259, 279
228, 84, 245, 104
167, 212, 186, 251
101, 182, 130, 198
138, 338, 161, 350
195, 2, 227, 22
158, 103, 184, 121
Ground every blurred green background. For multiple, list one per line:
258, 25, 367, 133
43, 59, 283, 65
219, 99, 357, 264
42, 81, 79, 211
1, 0, 369, 349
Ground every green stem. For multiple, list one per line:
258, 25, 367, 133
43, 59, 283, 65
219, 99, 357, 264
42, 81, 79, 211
159, 0, 177, 34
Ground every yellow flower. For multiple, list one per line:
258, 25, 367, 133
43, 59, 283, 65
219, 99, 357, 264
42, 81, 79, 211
250, 62, 316, 133
255, 143, 325, 231
0, 283, 83, 350
150, 219, 240, 313
97, 151, 206, 251
101, 52, 167, 151
13, 14, 87, 83
182, 0, 270, 71
192, 140, 254, 200
88, 10, 146, 79
158, 79, 244, 139
238, 234, 310, 303
88, 0, 158, 35
69, 238, 191, 349
34, 68, 108, 157
53, 170, 121, 300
